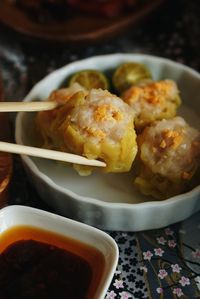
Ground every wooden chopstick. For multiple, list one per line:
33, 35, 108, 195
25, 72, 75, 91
0, 141, 106, 167
0, 101, 58, 112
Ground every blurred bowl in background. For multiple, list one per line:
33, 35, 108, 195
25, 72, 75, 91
0, 0, 165, 43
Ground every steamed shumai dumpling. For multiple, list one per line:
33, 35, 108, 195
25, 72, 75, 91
134, 116, 200, 199
122, 80, 181, 131
36, 84, 138, 175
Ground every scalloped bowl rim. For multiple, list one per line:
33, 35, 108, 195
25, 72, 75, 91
15, 53, 200, 229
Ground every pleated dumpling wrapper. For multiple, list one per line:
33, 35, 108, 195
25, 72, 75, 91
134, 116, 200, 199
122, 80, 181, 131
36, 84, 138, 176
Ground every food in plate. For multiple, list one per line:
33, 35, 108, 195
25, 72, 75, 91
112, 62, 152, 93
122, 79, 181, 131
35, 60, 199, 199
46, 82, 87, 105
15, 54, 200, 232
36, 84, 138, 176
134, 116, 200, 199
69, 69, 109, 90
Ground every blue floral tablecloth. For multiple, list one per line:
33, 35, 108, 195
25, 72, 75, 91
107, 216, 200, 298
0, 0, 199, 298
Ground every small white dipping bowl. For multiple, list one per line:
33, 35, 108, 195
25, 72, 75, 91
15, 53, 200, 231
0, 205, 118, 299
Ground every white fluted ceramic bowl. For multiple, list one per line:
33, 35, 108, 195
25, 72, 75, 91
15, 54, 200, 231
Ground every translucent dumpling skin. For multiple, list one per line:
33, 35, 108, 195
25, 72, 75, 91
134, 117, 200, 199
122, 80, 181, 131
36, 85, 138, 175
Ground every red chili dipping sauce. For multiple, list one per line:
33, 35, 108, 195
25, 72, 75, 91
0, 225, 105, 299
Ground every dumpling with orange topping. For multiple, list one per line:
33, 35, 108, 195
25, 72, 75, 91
36, 82, 87, 149
47, 82, 87, 105
122, 80, 181, 131
36, 86, 138, 175
134, 116, 200, 199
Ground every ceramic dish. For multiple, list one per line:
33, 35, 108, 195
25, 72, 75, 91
15, 54, 200, 231
0, 205, 118, 299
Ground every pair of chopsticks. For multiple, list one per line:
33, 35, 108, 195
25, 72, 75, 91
0, 101, 106, 168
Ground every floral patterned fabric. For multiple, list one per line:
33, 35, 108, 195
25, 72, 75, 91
105, 215, 200, 298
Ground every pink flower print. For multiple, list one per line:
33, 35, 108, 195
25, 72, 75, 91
143, 250, 153, 261
165, 228, 174, 235
171, 264, 182, 273
168, 239, 177, 248
106, 290, 117, 299
140, 266, 148, 273
173, 288, 184, 297
179, 276, 190, 287
192, 249, 200, 259
119, 291, 132, 299
115, 270, 122, 275
156, 287, 163, 294
154, 248, 164, 257
156, 236, 166, 245
158, 269, 168, 279
113, 279, 124, 289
